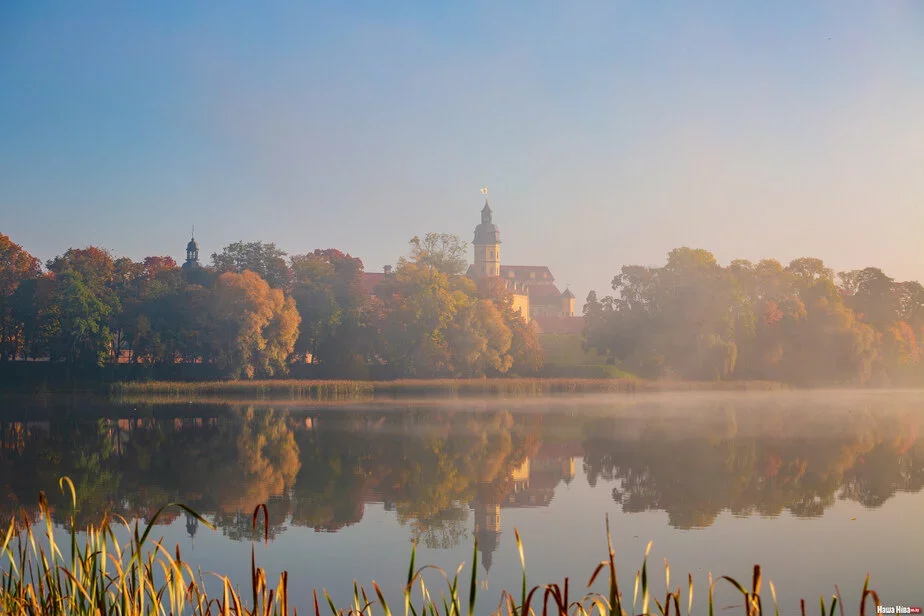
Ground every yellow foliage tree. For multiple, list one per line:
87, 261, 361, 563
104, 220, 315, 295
207, 270, 301, 378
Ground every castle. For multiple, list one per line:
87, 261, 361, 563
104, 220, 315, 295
360, 198, 584, 334
465, 198, 577, 326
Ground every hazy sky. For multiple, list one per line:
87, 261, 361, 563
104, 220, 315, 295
2, 1, 922, 303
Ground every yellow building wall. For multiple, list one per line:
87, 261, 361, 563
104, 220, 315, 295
510, 458, 530, 482
511, 293, 530, 320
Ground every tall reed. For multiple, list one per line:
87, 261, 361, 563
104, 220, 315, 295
1, 479, 880, 616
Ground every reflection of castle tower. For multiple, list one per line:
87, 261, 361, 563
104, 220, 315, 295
561, 456, 575, 485
473, 501, 501, 572
469, 452, 576, 572
185, 510, 199, 549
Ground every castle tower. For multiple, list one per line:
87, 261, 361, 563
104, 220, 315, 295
560, 288, 575, 316
472, 200, 501, 278
182, 228, 200, 271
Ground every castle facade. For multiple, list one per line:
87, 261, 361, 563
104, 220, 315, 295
466, 199, 576, 323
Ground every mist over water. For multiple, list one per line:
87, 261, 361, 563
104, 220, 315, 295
1, 391, 922, 610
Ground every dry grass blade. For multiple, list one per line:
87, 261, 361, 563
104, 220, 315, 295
604, 514, 621, 616
468, 533, 478, 616
687, 573, 693, 616
769, 580, 779, 616
373, 580, 393, 616
859, 580, 881, 616
514, 529, 526, 616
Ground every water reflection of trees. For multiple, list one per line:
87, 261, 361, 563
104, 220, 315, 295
0, 405, 540, 548
290, 410, 540, 549
0, 406, 302, 535
581, 405, 924, 528
1, 400, 922, 541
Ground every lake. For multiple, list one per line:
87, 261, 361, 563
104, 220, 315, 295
1, 390, 922, 611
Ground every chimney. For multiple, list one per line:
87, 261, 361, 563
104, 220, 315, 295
383, 265, 393, 275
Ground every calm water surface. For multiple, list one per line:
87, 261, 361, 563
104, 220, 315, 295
2, 391, 922, 610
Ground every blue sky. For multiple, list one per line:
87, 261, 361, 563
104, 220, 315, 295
2, 1, 922, 302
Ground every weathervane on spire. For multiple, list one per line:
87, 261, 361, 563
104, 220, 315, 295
480, 186, 488, 203
191, 224, 195, 239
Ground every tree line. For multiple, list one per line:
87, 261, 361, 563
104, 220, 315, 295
0, 232, 542, 379
584, 247, 924, 385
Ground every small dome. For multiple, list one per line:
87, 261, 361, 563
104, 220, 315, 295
187, 238, 199, 252
562, 288, 575, 298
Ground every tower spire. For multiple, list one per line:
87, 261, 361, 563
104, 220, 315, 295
473, 188, 501, 277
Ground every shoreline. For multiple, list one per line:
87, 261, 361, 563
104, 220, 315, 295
107, 377, 787, 401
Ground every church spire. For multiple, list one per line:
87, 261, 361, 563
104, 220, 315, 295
183, 227, 200, 270
480, 187, 492, 223
473, 189, 501, 278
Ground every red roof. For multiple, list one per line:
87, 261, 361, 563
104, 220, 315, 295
360, 272, 385, 295
500, 265, 554, 281
527, 283, 563, 300
532, 315, 585, 335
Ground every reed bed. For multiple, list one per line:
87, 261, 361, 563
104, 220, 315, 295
1, 479, 879, 616
111, 378, 786, 402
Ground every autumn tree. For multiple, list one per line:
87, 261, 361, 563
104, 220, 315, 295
408, 233, 469, 276
46, 247, 117, 297
375, 260, 462, 376
45, 247, 121, 363
45, 271, 113, 366
290, 249, 372, 374
205, 270, 300, 378
375, 235, 526, 377
475, 275, 543, 374
844, 267, 899, 330
211, 241, 291, 290
584, 248, 749, 379
446, 299, 514, 376
111, 257, 186, 363
0, 233, 42, 360
730, 259, 805, 380
586, 249, 895, 385
8, 275, 56, 360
